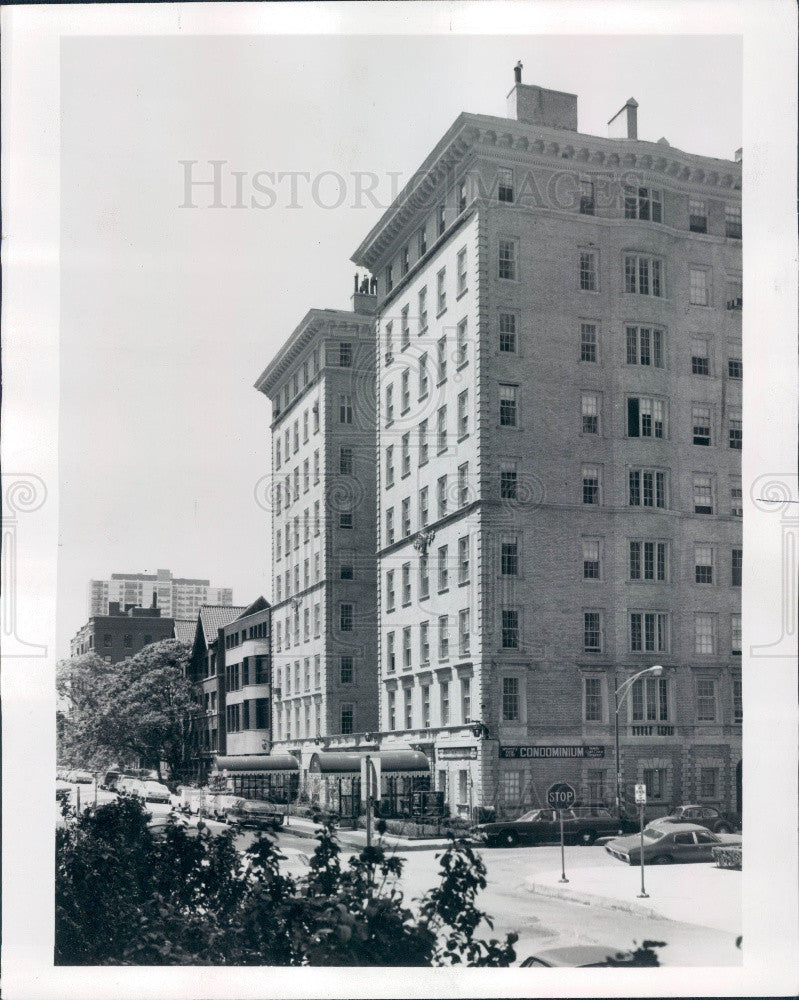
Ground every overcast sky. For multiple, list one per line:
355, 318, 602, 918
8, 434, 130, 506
57, 33, 742, 654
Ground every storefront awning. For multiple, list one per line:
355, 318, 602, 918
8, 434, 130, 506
308, 749, 430, 776
214, 754, 299, 773
378, 749, 430, 773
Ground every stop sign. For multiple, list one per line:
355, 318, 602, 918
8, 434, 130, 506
547, 782, 576, 810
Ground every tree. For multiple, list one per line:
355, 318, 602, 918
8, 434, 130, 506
57, 653, 117, 768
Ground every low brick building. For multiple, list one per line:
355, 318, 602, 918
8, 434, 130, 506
69, 601, 174, 664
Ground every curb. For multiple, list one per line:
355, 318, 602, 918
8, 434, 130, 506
526, 879, 668, 922
283, 823, 451, 852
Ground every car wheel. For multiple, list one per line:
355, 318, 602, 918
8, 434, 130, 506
500, 830, 519, 848
577, 829, 597, 846
716, 824, 732, 834
651, 854, 673, 864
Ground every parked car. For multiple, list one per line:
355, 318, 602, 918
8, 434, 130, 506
142, 779, 172, 804
605, 822, 742, 865
520, 944, 651, 967
645, 804, 741, 834
477, 805, 622, 848
70, 769, 94, 784
116, 777, 147, 799
100, 769, 123, 791
227, 799, 286, 831
206, 793, 245, 822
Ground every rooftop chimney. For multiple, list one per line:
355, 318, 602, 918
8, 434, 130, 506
607, 98, 638, 140
351, 271, 377, 315
506, 67, 578, 131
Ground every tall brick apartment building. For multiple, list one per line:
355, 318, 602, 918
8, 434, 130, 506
255, 296, 380, 774
350, 77, 742, 819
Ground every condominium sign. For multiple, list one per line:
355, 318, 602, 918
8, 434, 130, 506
500, 745, 606, 759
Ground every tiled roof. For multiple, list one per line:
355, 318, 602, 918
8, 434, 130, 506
173, 619, 198, 644
198, 605, 247, 645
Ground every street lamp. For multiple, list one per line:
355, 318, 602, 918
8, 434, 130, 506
614, 665, 663, 826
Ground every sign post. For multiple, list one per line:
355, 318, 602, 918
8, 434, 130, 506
635, 783, 649, 898
547, 782, 576, 884
360, 755, 381, 847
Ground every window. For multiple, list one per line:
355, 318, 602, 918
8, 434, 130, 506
629, 540, 668, 581
437, 335, 447, 382
583, 611, 602, 652
339, 394, 352, 423
418, 286, 428, 332
502, 608, 520, 649
437, 203, 446, 237
458, 609, 471, 656
314, 501, 320, 536
502, 677, 520, 722
689, 197, 707, 233
461, 676, 471, 723
584, 677, 603, 722
340, 704, 354, 735
401, 307, 410, 351
728, 357, 742, 379
440, 680, 450, 726
457, 247, 467, 295
401, 245, 409, 277
695, 614, 716, 654
498, 312, 517, 353
580, 322, 598, 362
629, 611, 670, 653
403, 686, 413, 729
458, 463, 469, 506
401, 433, 411, 477
336, 446, 353, 477
579, 179, 595, 215
339, 341, 353, 367
729, 414, 742, 450
437, 269, 447, 313
624, 185, 663, 222
418, 420, 428, 465
457, 178, 467, 215
579, 251, 596, 290
386, 570, 395, 612
731, 547, 742, 587
385, 446, 394, 487
730, 479, 743, 517
694, 677, 718, 722
386, 631, 396, 673
581, 393, 599, 434
437, 476, 447, 518
458, 390, 469, 437
732, 613, 742, 655
498, 167, 514, 203
632, 677, 669, 721
458, 535, 470, 584
418, 225, 428, 258
421, 684, 431, 728
438, 615, 449, 660
691, 337, 710, 375
583, 465, 601, 505
401, 498, 411, 538
419, 486, 429, 527
403, 626, 412, 668
384, 321, 394, 362
333, 656, 353, 688
419, 622, 430, 664
437, 405, 447, 453
499, 384, 518, 427
340, 558, 353, 581
498, 239, 516, 280
733, 678, 743, 721
314, 604, 321, 637
693, 474, 714, 514
387, 688, 396, 729
456, 318, 468, 366
302, 459, 310, 493
725, 203, 742, 239
123, 635, 132, 647
339, 603, 353, 633
629, 469, 667, 509
438, 544, 449, 592
402, 561, 411, 603
339, 508, 353, 530
642, 768, 666, 800
624, 254, 663, 297
419, 555, 429, 598
313, 450, 320, 484
626, 325, 664, 368
689, 267, 709, 306
312, 400, 320, 432
692, 405, 712, 446
695, 544, 714, 583
726, 278, 743, 311
699, 767, 719, 799
418, 353, 429, 398
500, 462, 517, 500
501, 536, 518, 576
400, 370, 410, 413
583, 539, 601, 579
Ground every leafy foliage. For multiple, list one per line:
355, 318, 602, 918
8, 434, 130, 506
56, 799, 519, 966
57, 640, 196, 779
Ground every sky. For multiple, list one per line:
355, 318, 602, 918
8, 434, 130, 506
57, 33, 742, 655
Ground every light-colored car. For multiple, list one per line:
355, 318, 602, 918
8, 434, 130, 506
606, 822, 742, 865
142, 780, 172, 804
207, 793, 245, 822
70, 769, 94, 784
645, 803, 741, 834
117, 777, 147, 799
520, 944, 648, 967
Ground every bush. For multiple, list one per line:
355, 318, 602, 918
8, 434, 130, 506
55, 797, 518, 966
712, 845, 742, 870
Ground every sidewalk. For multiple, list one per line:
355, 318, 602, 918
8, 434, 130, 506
284, 814, 453, 853
526, 863, 742, 935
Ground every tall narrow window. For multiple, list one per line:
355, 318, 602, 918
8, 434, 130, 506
499, 384, 518, 427
583, 612, 602, 652
729, 414, 743, 450
438, 615, 449, 660
693, 474, 714, 514
692, 405, 712, 446
419, 353, 429, 397
437, 269, 447, 313
583, 539, 601, 579
500, 462, 517, 500
458, 390, 469, 437
501, 609, 520, 649
418, 420, 429, 465
502, 677, 520, 721
695, 544, 714, 584
689, 267, 709, 306
689, 198, 707, 233
582, 393, 599, 434
584, 677, 602, 721
418, 286, 428, 331
437, 476, 447, 518
731, 548, 742, 587
457, 247, 468, 295
579, 251, 596, 290
437, 335, 447, 382
458, 536, 470, 584
458, 609, 470, 656
694, 614, 716, 654
725, 203, 742, 239
458, 463, 469, 507
456, 318, 468, 366
437, 405, 447, 453
696, 679, 717, 721
582, 465, 600, 505
501, 536, 518, 576
498, 168, 514, 203
499, 313, 517, 353
401, 432, 410, 477
580, 322, 598, 362
437, 544, 449, 592
691, 337, 710, 375
499, 240, 516, 280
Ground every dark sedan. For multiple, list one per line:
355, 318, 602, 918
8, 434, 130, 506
477, 806, 622, 848
646, 804, 741, 834
605, 822, 741, 865
227, 799, 286, 831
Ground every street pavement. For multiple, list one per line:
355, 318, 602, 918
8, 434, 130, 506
57, 781, 742, 966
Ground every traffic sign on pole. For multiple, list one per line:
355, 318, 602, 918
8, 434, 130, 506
546, 782, 576, 810
635, 783, 647, 805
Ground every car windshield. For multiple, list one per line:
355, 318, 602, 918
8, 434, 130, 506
642, 828, 665, 841
516, 810, 547, 822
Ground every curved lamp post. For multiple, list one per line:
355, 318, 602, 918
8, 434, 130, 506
614, 665, 663, 826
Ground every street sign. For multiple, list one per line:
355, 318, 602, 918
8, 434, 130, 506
360, 756, 381, 803
634, 783, 647, 805
546, 782, 576, 811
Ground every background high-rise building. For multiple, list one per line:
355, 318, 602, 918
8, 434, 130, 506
351, 76, 742, 819
88, 568, 233, 620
